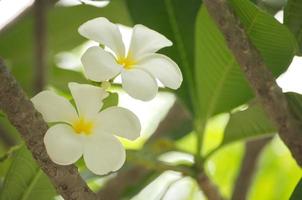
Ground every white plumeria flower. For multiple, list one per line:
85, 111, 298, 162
78, 17, 183, 101
31, 82, 141, 175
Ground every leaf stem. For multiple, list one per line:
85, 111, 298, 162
20, 170, 43, 200
194, 118, 206, 169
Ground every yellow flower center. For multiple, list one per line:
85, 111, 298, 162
117, 56, 136, 70
72, 118, 94, 135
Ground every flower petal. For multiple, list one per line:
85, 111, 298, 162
137, 54, 183, 89
78, 17, 125, 56
83, 133, 125, 175
128, 24, 172, 59
44, 124, 83, 165
68, 82, 108, 118
31, 91, 78, 124
95, 107, 140, 140
121, 68, 158, 101
81, 46, 122, 82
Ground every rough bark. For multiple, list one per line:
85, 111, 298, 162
0, 60, 97, 200
231, 137, 272, 200
203, 0, 302, 166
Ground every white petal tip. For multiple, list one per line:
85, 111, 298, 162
168, 77, 183, 90
78, 17, 108, 38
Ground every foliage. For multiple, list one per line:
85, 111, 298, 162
126, 0, 201, 113
222, 103, 276, 146
284, 0, 302, 55
290, 178, 302, 200
0, 145, 56, 200
0, 0, 301, 199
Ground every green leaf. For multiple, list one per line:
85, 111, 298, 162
284, 0, 302, 55
195, 0, 296, 120
230, 0, 297, 75
290, 178, 302, 200
0, 0, 132, 95
0, 112, 4, 118
102, 92, 119, 110
0, 145, 56, 200
286, 92, 302, 121
221, 103, 276, 146
126, 0, 202, 113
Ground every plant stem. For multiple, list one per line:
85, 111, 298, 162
194, 118, 206, 168
196, 171, 225, 200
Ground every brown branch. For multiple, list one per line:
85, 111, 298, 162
196, 171, 224, 200
231, 136, 272, 200
33, 0, 48, 93
98, 99, 223, 199
0, 60, 97, 200
97, 100, 193, 199
203, 0, 302, 166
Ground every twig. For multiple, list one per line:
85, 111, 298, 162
33, 0, 48, 93
203, 0, 302, 166
0, 60, 97, 200
231, 136, 272, 200
97, 100, 193, 199
196, 171, 224, 200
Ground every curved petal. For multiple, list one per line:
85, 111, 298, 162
68, 82, 108, 118
44, 124, 83, 165
31, 91, 78, 124
128, 24, 172, 59
81, 46, 122, 82
137, 54, 183, 89
78, 17, 125, 56
121, 68, 158, 101
95, 107, 140, 140
83, 133, 125, 175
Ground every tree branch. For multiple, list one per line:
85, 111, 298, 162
0, 60, 97, 200
33, 0, 48, 93
231, 136, 272, 200
196, 171, 224, 200
97, 100, 193, 199
203, 0, 302, 166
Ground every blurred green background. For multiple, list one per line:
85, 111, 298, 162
0, 0, 302, 199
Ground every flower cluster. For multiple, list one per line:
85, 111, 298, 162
32, 17, 182, 175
